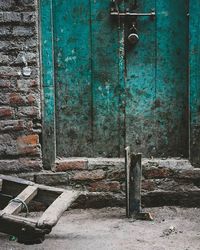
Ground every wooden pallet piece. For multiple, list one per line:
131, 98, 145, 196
0, 174, 80, 244
37, 190, 80, 229
0, 185, 38, 216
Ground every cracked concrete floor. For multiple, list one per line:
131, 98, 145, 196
0, 207, 200, 250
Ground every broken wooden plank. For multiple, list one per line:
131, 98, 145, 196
0, 185, 38, 216
37, 191, 80, 229
125, 151, 153, 220
129, 153, 142, 215
125, 146, 131, 217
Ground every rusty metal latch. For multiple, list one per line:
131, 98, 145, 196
110, 0, 156, 19
110, 11, 156, 17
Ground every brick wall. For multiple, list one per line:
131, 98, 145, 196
0, 0, 42, 174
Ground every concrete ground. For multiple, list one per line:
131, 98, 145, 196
0, 207, 200, 250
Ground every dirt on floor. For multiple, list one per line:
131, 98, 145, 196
0, 207, 200, 250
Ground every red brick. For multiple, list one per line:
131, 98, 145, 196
16, 106, 40, 118
0, 120, 25, 132
143, 167, 174, 179
88, 181, 121, 192
17, 134, 39, 145
0, 107, 13, 117
27, 94, 35, 104
17, 134, 40, 156
18, 145, 40, 156
71, 170, 105, 181
107, 168, 125, 180
9, 93, 25, 105
142, 179, 156, 191
54, 159, 88, 172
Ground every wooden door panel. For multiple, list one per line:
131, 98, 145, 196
155, 0, 189, 157
53, 0, 93, 157
126, 0, 188, 157
125, 0, 157, 156
91, 0, 124, 157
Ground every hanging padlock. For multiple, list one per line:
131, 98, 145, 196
128, 33, 139, 44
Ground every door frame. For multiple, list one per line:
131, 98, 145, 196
40, 0, 56, 169
40, 0, 200, 169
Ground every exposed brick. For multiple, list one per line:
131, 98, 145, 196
0, 41, 8, 51
12, 26, 34, 37
15, 52, 36, 65
17, 134, 40, 156
0, 39, 37, 52
18, 0, 35, 9
71, 170, 106, 182
142, 179, 156, 192
0, 92, 9, 105
0, 52, 10, 64
0, 12, 21, 22
17, 79, 38, 91
143, 167, 174, 179
0, 120, 25, 132
175, 169, 200, 180
17, 134, 39, 145
16, 106, 40, 118
22, 12, 35, 23
0, 66, 21, 77
0, 79, 11, 88
0, 107, 13, 118
0, 1, 15, 11
0, 26, 11, 36
107, 167, 125, 181
54, 159, 88, 172
0, 158, 42, 174
35, 172, 69, 186
88, 181, 121, 192
0, 133, 17, 156
9, 93, 26, 105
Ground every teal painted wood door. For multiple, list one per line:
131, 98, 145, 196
41, 0, 189, 161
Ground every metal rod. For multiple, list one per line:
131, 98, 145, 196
110, 11, 156, 17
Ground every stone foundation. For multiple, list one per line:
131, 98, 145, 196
12, 158, 200, 208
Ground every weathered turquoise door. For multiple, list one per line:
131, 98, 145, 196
41, 0, 191, 167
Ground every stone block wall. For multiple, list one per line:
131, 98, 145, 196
16, 158, 200, 208
0, 0, 42, 173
